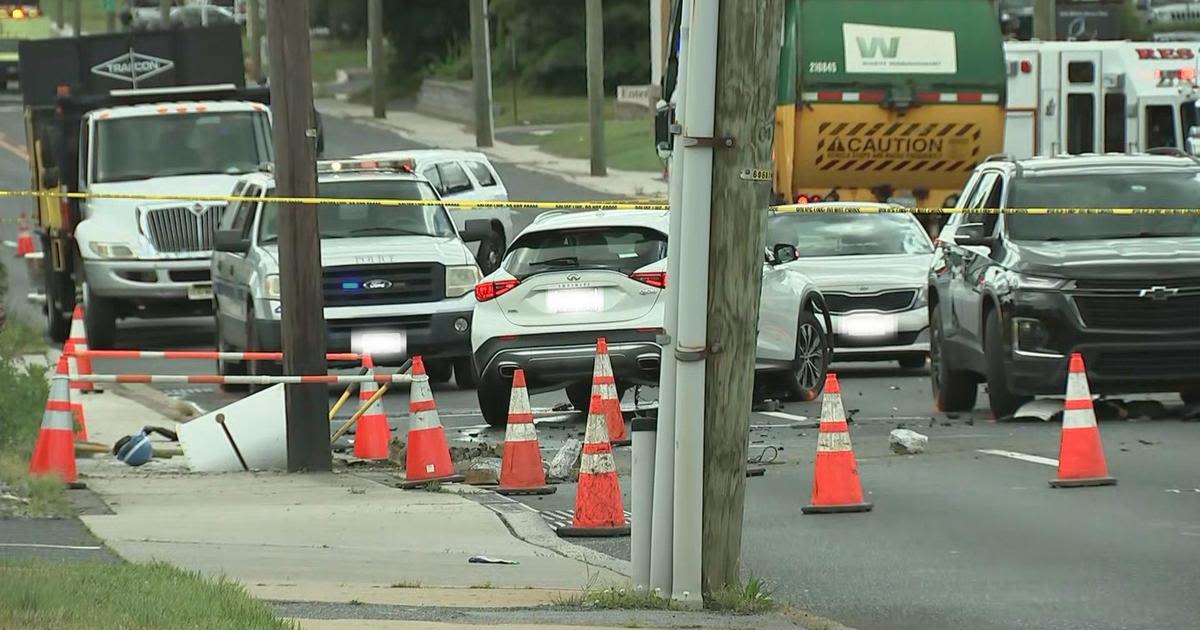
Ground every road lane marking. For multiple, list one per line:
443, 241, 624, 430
978, 449, 1059, 467
0, 543, 103, 551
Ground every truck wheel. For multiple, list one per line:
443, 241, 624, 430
215, 310, 248, 393
478, 383, 510, 427
984, 309, 1031, 420
452, 358, 477, 390
43, 255, 72, 343
783, 310, 828, 402
82, 283, 117, 349
565, 381, 591, 412
475, 229, 505, 275
930, 308, 977, 412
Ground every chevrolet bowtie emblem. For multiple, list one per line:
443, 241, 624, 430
1138, 286, 1178, 301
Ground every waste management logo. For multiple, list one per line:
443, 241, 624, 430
91, 51, 176, 84
843, 23, 957, 74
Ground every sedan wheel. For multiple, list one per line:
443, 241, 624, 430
784, 311, 829, 402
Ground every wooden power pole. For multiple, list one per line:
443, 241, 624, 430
248, 0, 264, 83
700, 0, 784, 592
369, 0, 385, 118
585, 0, 607, 176
1034, 0, 1056, 40
266, 0, 330, 473
468, 0, 494, 147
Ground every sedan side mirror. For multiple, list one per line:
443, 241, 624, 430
771, 243, 799, 265
460, 219, 491, 243
214, 230, 250, 254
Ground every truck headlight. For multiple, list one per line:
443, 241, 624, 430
88, 242, 136, 259
263, 274, 281, 299
446, 265, 482, 298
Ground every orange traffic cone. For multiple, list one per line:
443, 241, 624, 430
590, 338, 630, 447
29, 355, 80, 485
802, 373, 873, 514
1050, 354, 1117, 488
71, 399, 89, 442
497, 369, 555, 496
15, 213, 34, 258
557, 394, 630, 537
353, 355, 390, 460
400, 356, 463, 488
66, 306, 96, 394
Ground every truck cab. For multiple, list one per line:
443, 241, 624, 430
75, 98, 273, 347
211, 159, 489, 387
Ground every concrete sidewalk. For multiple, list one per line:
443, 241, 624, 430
317, 100, 668, 201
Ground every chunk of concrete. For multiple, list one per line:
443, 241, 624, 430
889, 429, 929, 455
547, 438, 582, 481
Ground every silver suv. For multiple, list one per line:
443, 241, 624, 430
211, 158, 489, 388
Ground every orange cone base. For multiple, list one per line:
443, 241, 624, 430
497, 484, 557, 496
400, 427, 459, 488
805, 451, 868, 511
802, 501, 874, 514
28, 429, 77, 484
1050, 476, 1117, 488
556, 472, 629, 537
497, 441, 556, 495
353, 414, 391, 460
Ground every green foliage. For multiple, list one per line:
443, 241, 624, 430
0, 561, 296, 630
0, 328, 50, 458
705, 576, 778, 614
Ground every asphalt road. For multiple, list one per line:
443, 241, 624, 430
2, 95, 1199, 630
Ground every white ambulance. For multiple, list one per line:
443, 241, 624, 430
1003, 41, 1200, 158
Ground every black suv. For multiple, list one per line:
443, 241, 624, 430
929, 153, 1200, 418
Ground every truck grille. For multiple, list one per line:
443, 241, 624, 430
323, 264, 444, 306
824, 290, 916, 314
143, 203, 224, 253
1090, 349, 1200, 380
1073, 295, 1200, 331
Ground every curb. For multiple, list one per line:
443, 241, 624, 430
440, 484, 632, 579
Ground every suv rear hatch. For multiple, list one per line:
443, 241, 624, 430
494, 225, 667, 327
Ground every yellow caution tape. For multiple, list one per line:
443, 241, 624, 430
2, 189, 1198, 214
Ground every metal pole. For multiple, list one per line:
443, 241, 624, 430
631, 415, 657, 593
72, 0, 82, 36
266, 0, 331, 473
510, 29, 519, 126
469, 0, 495, 147
160, 0, 170, 24
650, 0, 691, 599
672, 0, 717, 609
369, 0, 385, 118
55, 0, 64, 30
1034, 0, 1056, 40
585, 0, 607, 176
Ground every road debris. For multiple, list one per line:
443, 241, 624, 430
889, 429, 929, 455
547, 438, 582, 481
468, 556, 519, 565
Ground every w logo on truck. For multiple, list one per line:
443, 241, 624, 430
856, 36, 900, 59
91, 51, 175, 84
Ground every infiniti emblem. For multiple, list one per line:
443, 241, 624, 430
566, 273, 581, 281
362, 279, 393, 290
1138, 286, 1178, 301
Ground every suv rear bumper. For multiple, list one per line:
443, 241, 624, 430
474, 329, 662, 394
1002, 292, 1200, 395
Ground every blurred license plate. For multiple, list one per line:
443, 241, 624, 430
836, 314, 897, 338
187, 284, 213, 301
351, 329, 407, 357
547, 288, 604, 313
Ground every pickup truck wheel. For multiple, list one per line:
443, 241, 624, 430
44, 263, 72, 343
984, 309, 1031, 419
476, 230, 505, 275
215, 311, 248, 393
82, 282, 117, 349
426, 361, 453, 384
783, 310, 828, 402
930, 308, 977, 412
452, 358, 477, 390
478, 383, 510, 427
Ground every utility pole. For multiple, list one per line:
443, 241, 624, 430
1034, 0, 1056, 40
72, 0, 81, 36
266, 0, 330, 473
468, 0, 494, 147
55, 0, 64, 30
160, 0, 170, 25
700, 0, 783, 592
105, 0, 116, 32
369, 0, 385, 119
585, 0, 607, 176
248, 0, 264, 82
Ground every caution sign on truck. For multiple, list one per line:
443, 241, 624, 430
816, 121, 980, 170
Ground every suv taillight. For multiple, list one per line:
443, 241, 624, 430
631, 271, 667, 288
475, 278, 520, 302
